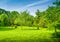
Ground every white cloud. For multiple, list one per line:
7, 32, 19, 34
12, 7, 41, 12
25, 0, 49, 8
18, 0, 50, 16
20, 0, 49, 10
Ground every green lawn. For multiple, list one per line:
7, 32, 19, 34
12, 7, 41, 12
0, 26, 60, 42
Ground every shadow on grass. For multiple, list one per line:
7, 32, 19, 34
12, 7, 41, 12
51, 32, 60, 42
0, 28, 15, 31
21, 29, 40, 30
52, 32, 60, 38
0, 38, 58, 42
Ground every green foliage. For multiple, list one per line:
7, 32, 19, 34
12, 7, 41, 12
0, 8, 7, 14
20, 11, 34, 26
33, 6, 60, 28
0, 14, 9, 26
53, 0, 60, 7
0, 1, 60, 28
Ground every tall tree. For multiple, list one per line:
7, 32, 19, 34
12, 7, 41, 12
0, 14, 9, 26
53, 0, 60, 36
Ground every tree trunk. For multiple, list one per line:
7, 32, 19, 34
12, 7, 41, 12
55, 26, 57, 37
37, 26, 39, 30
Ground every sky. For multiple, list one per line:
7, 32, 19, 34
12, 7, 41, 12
0, 0, 56, 16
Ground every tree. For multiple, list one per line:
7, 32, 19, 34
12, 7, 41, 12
34, 9, 47, 29
20, 11, 34, 26
53, 0, 60, 7
0, 14, 9, 26
35, 9, 41, 29
53, 0, 60, 36
11, 11, 20, 25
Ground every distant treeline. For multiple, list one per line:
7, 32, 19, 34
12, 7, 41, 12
0, 1, 60, 28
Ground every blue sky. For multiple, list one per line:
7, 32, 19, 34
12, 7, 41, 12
0, 0, 55, 16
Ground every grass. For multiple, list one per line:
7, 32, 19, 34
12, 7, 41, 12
0, 26, 60, 42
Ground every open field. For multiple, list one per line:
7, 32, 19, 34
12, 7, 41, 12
0, 26, 60, 42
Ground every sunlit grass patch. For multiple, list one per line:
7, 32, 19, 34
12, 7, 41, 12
0, 26, 60, 42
